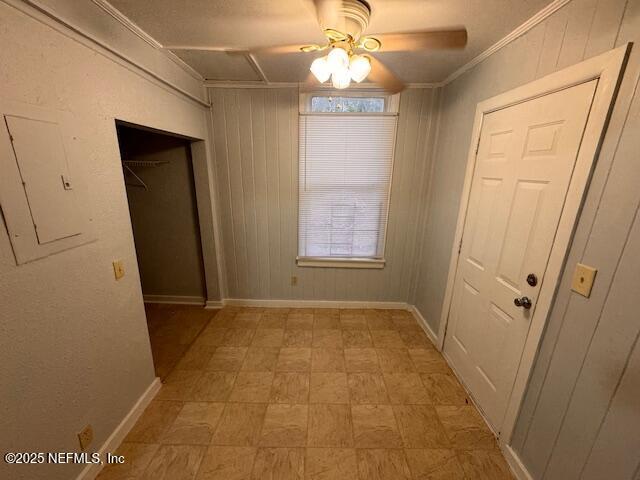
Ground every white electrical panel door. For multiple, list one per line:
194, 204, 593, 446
5, 115, 82, 244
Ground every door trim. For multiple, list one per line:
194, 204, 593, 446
436, 43, 630, 445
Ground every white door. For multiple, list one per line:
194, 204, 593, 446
443, 80, 598, 432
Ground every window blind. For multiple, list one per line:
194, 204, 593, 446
298, 114, 397, 260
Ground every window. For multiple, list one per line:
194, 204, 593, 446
298, 93, 398, 268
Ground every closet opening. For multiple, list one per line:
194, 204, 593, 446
115, 121, 215, 380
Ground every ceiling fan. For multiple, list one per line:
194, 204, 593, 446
248, 0, 468, 93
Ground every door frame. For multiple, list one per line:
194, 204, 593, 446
436, 43, 630, 445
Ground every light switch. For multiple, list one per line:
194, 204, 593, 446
113, 260, 125, 280
571, 263, 597, 297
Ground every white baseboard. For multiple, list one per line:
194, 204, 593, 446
205, 300, 224, 310
502, 444, 534, 480
222, 298, 411, 310
409, 305, 439, 347
143, 295, 205, 305
76, 377, 161, 480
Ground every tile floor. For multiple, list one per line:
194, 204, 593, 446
98, 306, 514, 479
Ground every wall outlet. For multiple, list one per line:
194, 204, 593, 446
112, 260, 125, 280
291, 276, 298, 286
571, 263, 597, 297
77, 424, 94, 451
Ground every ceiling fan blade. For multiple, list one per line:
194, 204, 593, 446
367, 29, 467, 52
367, 56, 405, 94
312, 0, 346, 33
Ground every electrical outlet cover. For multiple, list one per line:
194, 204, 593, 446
112, 260, 125, 280
78, 424, 93, 451
571, 263, 597, 297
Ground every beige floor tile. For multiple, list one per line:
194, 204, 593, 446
305, 448, 358, 480
97, 442, 159, 480
344, 348, 380, 372
421, 374, 468, 405
371, 330, 405, 348
384, 373, 432, 404
141, 445, 205, 480
393, 405, 450, 448
259, 315, 287, 329
287, 314, 314, 330
351, 405, 402, 448
456, 450, 514, 480
251, 448, 304, 480
284, 329, 313, 347
408, 349, 451, 374
270, 373, 310, 404
259, 404, 308, 447
252, 328, 285, 347
366, 317, 397, 330
308, 404, 353, 447
310, 373, 349, 404
125, 400, 183, 443
195, 446, 257, 480
161, 402, 225, 445
211, 403, 267, 446
312, 329, 343, 348
157, 370, 202, 401
377, 349, 416, 373
233, 313, 261, 329
229, 372, 274, 402
399, 329, 434, 349
347, 373, 389, 404
313, 316, 341, 330
405, 448, 466, 480
356, 449, 411, 480
435, 406, 497, 450
206, 347, 248, 371
342, 330, 373, 348
241, 347, 280, 372
176, 345, 217, 371
192, 371, 237, 401
340, 316, 369, 331
196, 328, 227, 347
221, 328, 256, 347
277, 348, 312, 372
311, 348, 345, 372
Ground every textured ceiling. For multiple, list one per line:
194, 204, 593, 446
109, 0, 553, 83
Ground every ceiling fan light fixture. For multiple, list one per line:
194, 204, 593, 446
349, 54, 371, 82
331, 66, 351, 89
310, 56, 331, 83
326, 47, 349, 73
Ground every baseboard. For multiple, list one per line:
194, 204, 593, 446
205, 300, 224, 310
222, 298, 411, 310
409, 305, 439, 347
502, 444, 534, 480
143, 294, 205, 305
76, 377, 161, 480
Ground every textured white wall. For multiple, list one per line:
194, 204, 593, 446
0, 2, 212, 479
208, 87, 440, 302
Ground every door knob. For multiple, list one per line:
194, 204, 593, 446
514, 297, 532, 309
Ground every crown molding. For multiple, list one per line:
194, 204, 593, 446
91, 0, 204, 82
441, 0, 572, 86
204, 80, 439, 89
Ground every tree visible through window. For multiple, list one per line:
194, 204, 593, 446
298, 97, 397, 264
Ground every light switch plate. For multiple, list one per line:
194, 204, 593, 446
113, 260, 125, 280
77, 424, 93, 451
571, 263, 597, 297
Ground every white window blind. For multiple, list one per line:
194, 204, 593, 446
298, 114, 397, 263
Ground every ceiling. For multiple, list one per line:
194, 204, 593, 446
109, 0, 553, 84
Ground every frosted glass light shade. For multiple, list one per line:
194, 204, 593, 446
310, 56, 331, 83
332, 67, 351, 89
327, 47, 349, 73
349, 55, 371, 82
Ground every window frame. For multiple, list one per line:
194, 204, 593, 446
297, 89, 400, 269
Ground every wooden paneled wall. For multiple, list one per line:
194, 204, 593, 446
412, 0, 640, 478
208, 87, 440, 302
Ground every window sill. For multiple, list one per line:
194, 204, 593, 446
296, 257, 386, 269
